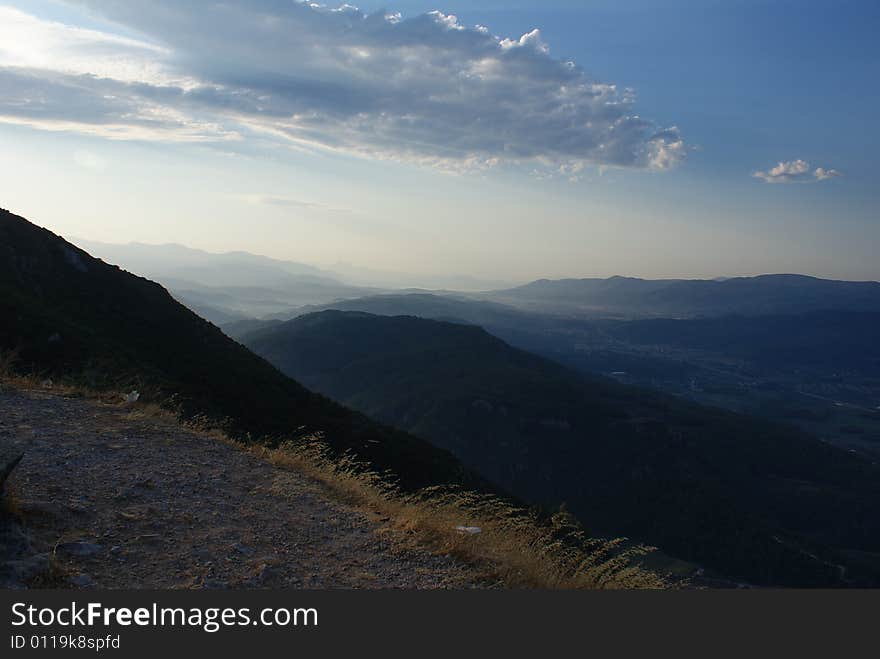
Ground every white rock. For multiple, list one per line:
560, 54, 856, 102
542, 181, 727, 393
454, 526, 482, 535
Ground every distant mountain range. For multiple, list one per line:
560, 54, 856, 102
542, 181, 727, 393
74, 239, 330, 283
241, 310, 880, 587
75, 239, 380, 321
483, 274, 880, 318
74, 239, 880, 324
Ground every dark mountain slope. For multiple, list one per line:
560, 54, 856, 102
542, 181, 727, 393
488, 274, 880, 317
242, 311, 880, 587
0, 208, 479, 492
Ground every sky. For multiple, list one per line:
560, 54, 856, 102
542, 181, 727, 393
0, 0, 877, 283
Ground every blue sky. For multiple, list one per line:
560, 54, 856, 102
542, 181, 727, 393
0, 0, 877, 282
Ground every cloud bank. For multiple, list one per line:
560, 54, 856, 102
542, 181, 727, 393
0, 2, 685, 173
753, 159, 841, 184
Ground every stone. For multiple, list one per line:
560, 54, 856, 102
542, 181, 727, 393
68, 573, 97, 588
232, 542, 254, 556
4, 553, 50, 586
56, 541, 103, 557
200, 578, 229, 590
454, 526, 482, 535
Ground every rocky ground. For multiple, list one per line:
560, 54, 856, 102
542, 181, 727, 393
0, 385, 482, 589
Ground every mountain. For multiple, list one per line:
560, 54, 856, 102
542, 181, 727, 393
485, 274, 880, 318
76, 239, 379, 318
74, 239, 330, 284
241, 310, 880, 587
0, 208, 481, 492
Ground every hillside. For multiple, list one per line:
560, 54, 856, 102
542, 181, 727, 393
242, 310, 880, 586
486, 274, 880, 317
0, 208, 480, 492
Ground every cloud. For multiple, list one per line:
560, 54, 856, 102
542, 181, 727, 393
0, 67, 241, 142
753, 159, 842, 184
239, 194, 350, 214
813, 167, 843, 181
0, 6, 187, 86
0, 2, 687, 174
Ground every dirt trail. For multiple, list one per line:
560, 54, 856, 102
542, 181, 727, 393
0, 386, 480, 589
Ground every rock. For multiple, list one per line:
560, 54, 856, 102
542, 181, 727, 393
4, 553, 50, 586
56, 541, 103, 557
231, 542, 254, 556
199, 578, 229, 590
454, 526, 482, 535
193, 548, 213, 562
245, 562, 284, 587
68, 573, 97, 588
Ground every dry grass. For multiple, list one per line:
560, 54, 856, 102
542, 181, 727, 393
2, 479, 24, 519
252, 438, 668, 589
0, 349, 17, 378
0, 350, 136, 403
0, 349, 79, 396
1, 366, 669, 590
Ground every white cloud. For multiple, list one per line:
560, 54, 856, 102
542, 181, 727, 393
753, 159, 842, 184
0, 2, 687, 174
813, 167, 842, 181
239, 194, 350, 214
0, 7, 186, 86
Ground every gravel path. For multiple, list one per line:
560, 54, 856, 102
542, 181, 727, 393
0, 386, 480, 589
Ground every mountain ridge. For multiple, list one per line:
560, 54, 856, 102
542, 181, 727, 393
485, 273, 880, 317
